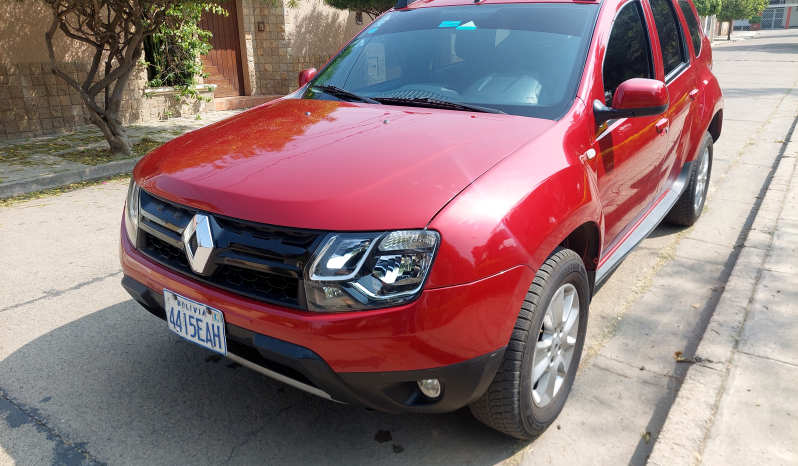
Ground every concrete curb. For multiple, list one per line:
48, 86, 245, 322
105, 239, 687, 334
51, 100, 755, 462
647, 137, 798, 465
0, 157, 141, 200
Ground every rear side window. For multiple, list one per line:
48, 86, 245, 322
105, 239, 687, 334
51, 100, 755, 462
648, 0, 687, 76
678, 0, 702, 56
603, 2, 653, 106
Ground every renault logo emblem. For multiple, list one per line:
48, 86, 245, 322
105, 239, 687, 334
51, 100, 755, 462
182, 213, 214, 275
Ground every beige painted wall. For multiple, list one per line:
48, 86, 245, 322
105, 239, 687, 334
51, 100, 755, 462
286, 0, 371, 61
0, 0, 94, 64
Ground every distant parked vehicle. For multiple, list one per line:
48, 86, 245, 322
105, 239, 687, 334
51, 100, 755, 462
121, 0, 722, 439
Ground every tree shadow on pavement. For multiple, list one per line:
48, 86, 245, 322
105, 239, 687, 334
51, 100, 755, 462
715, 39, 798, 55
0, 300, 531, 465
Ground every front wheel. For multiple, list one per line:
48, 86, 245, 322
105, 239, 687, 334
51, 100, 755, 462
666, 132, 713, 226
469, 247, 589, 439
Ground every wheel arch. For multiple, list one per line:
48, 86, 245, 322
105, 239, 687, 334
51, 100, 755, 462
557, 221, 601, 296
708, 108, 723, 143
427, 161, 603, 290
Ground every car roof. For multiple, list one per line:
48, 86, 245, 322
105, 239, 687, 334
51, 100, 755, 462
398, 0, 600, 10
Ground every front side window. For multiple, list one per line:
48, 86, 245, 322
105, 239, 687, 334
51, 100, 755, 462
603, 2, 653, 106
678, 0, 703, 56
304, 4, 599, 120
649, 0, 687, 76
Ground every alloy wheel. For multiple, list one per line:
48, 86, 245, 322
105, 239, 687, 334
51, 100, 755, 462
694, 147, 710, 215
531, 283, 580, 407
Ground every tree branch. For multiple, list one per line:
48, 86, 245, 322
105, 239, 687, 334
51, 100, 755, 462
45, 3, 108, 117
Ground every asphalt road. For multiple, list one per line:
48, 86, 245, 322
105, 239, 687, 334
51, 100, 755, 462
2, 30, 797, 466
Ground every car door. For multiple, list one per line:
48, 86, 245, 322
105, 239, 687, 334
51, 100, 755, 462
645, 0, 698, 190
591, 0, 669, 253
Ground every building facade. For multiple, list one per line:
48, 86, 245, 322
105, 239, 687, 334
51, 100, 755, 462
0, 0, 371, 141
734, 0, 798, 30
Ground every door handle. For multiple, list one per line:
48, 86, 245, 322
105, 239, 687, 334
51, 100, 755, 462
689, 89, 700, 100
656, 118, 669, 136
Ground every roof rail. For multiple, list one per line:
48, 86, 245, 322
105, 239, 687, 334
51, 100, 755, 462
394, 0, 420, 9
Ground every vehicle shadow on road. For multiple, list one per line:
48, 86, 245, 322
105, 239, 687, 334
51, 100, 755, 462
1, 300, 534, 465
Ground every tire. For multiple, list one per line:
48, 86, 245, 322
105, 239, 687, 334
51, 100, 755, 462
666, 132, 713, 226
469, 247, 589, 439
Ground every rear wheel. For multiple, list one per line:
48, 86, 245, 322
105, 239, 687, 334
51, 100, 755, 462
666, 132, 713, 226
469, 247, 589, 439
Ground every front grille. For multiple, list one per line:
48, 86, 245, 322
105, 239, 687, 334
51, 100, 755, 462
147, 234, 190, 270
218, 265, 299, 302
137, 190, 324, 309
227, 339, 316, 387
142, 230, 305, 307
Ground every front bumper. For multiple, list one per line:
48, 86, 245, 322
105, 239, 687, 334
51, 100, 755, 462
123, 275, 505, 413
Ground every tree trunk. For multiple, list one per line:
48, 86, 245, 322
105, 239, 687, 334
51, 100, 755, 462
43, 4, 149, 159
87, 109, 133, 157
85, 66, 135, 157
727, 23, 732, 41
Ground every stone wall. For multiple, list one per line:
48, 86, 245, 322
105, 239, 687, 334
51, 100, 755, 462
1, 0, 371, 140
240, 0, 371, 96
285, 0, 371, 92
0, 62, 214, 141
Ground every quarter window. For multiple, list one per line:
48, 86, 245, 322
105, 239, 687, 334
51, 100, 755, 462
649, 0, 687, 76
603, 2, 653, 106
678, 0, 702, 56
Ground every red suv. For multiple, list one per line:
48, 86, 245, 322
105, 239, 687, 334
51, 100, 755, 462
121, 0, 722, 439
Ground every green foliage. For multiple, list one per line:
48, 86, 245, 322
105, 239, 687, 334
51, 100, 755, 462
749, 14, 762, 23
693, 0, 722, 17
38, 0, 229, 156
322, 0, 394, 18
717, 0, 768, 22
143, 3, 226, 104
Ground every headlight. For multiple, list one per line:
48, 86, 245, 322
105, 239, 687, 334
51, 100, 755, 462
305, 230, 440, 312
125, 179, 141, 246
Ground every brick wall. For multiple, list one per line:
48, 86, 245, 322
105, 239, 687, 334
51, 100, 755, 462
0, 62, 213, 141
246, 3, 297, 95
1, 0, 367, 141
241, 0, 364, 96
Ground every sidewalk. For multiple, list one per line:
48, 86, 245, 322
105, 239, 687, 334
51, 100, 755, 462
649, 131, 798, 463
0, 107, 255, 199
712, 31, 759, 47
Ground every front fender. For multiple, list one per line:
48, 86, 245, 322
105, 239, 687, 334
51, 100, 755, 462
426, 131, 602, 289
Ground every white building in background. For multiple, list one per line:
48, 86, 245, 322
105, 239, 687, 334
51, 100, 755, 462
735, 0, 798, 30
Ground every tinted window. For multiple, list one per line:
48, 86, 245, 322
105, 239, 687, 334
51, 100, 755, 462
649, 0, 687, 76
678, 0, 702, 56
603, 2, 653, 106
304, 4, 599, 120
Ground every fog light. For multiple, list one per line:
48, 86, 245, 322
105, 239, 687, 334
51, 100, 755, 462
417, 379, 441, 399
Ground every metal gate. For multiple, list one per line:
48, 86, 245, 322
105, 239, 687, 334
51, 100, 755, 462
200, 1, 245, 96
762, 8, 787, 29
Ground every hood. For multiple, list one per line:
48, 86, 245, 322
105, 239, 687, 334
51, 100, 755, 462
135, 98, 554, 231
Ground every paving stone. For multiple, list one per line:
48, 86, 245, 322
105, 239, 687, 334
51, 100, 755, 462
702, 353, 798, 466
738, 269, 798, 366
599, 257, 726, 378
763, 219, 798, 276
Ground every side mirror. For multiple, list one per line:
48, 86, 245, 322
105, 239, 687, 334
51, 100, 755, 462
298, 68, 317, 88
594, 78, 668, 125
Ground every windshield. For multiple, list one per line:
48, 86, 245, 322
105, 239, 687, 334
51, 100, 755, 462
302, 4, 598, 120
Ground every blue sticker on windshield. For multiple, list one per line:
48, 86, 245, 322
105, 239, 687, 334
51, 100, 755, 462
439, 21, 461, 28
367, 27, 379, 34
456, 21, 477, 30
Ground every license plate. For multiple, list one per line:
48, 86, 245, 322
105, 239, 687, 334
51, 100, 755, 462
164, 290, 227, 355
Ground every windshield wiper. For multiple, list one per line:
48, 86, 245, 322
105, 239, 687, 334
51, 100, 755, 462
373, 97, 506, 115
312, 85, 381, 105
